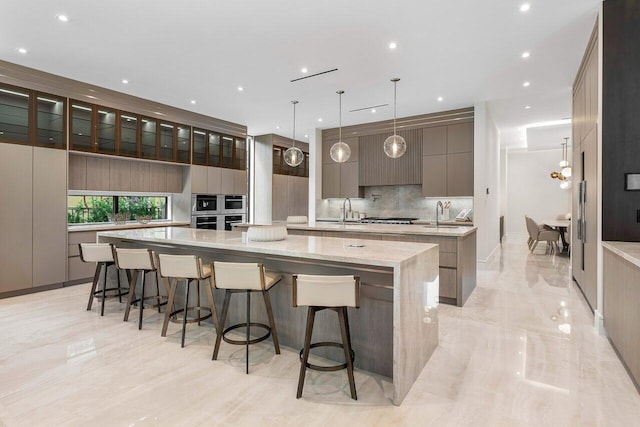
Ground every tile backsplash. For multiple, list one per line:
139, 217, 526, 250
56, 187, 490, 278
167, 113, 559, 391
316, 185, 473, 221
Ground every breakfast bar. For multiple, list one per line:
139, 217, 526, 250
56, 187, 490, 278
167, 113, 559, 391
97, 227, 440, 405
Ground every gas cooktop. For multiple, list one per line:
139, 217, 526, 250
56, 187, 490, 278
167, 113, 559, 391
359, 217, 418, 224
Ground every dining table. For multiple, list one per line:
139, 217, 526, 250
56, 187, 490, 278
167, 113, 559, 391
542, 218, 571, 253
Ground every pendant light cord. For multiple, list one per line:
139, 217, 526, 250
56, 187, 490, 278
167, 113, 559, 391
393, 81, 397, 135
339, 91, 342, 142
292, 101, 297, 149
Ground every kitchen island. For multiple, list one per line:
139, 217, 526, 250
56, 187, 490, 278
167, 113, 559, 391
235, 221, 477, 307
97, 227, 439, 405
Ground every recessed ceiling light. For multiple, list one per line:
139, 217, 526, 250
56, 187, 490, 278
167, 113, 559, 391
57, 14, 69, 22
521, 51, 531, 59
301, 67, 308, 73
371, 109, 376, 113
318, 118, 323, 122
523, 81, 530, 87
525, 105, 531, 109
304, 134, 308, 138
437, 96, 443, 102
190, 100, 196, 105
520, 3, 530, 12
17, 48, 27, 54
388, 42, 397, 49
121, 79, 129, 84
276, 126, 280, 129
237, 86, 244, 91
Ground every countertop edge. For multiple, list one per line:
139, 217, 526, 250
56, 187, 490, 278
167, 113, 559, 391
69, 221, 191, 233
235, 222, 477, 237
603, 241, 640, 269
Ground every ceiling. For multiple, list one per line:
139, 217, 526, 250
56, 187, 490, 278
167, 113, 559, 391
0, 0, 600, 144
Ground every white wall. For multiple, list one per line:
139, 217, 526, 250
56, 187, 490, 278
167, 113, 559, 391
506, 148, 571, 234
253, 136, 273, 223
308, 129, 321, 223
474, 102, 501, 262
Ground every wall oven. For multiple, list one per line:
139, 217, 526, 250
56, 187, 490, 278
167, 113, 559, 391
191, 215, 219, 230
222, 195, 246, 214
222, 214, 245, 231
191, 194, 220, 215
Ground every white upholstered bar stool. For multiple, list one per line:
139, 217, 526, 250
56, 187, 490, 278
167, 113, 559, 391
293, 274, 360, 400
79, 243, 128, 316
211, 262, 281, 374
112, 247, 166, 330
157, 254, 219, 348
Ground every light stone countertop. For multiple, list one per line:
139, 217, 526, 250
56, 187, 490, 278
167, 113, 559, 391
602, 241, 640, 269
69, 220, 190, 233
97, 227, 437, 268
237, 221, 477, 237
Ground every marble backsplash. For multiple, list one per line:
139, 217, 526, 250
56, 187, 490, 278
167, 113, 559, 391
316, 185, 473, 222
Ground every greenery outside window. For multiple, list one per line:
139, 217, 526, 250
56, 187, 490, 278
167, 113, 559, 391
68, 195, 168, 224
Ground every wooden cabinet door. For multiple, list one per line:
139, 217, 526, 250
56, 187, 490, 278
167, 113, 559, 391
447, 152, 474, 196
190, 165, 207, 194
130, 161, 150, 193
233, 169, 247, 195
68, 154, 87, 190
149, 162, 167, 193
86, 156, 110, 191
207, 166, 222, 194
288, 176, 309, 217
340, 162, 361, 198
166, 164, 183, 193
422, 155, 447, 197
109, 158, 131, 192
272, 174, 289, 220
582, 129, 598, 308
0, 143, 33, 292
439, 268, 457, 299
220, 168, 235, 194
423, 126, 447, 155
447, 122, 474, 154
322, 163, 340, 198
33, 147, 67, 287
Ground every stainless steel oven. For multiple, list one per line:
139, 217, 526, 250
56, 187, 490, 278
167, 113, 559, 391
191, 215, 219, 230
222, 214, 245, 231
222, 195, 246, 214
191, 194, 220, 215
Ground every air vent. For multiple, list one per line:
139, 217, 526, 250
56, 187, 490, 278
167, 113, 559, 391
349, 104, 388, 112
290, 68, 338, 82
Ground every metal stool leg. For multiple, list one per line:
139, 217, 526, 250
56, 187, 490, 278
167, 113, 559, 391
138, 270, 146, 330
117, 269, 122, 303
246, 290, 250, 374
297, 307, 316, 398
161, 278, 178, 337
86, 263, 101, 311
212, 290, 231, 360
338, 307, 357, 400
197, 281, 201, 326
123, 270, 139, 322
262, 290, 280, 354
181, 279, 190, 348
100, 263, 107, 316
155, 272, 162, 313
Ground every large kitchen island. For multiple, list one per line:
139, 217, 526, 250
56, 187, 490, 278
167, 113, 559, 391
97, 227, 439, 406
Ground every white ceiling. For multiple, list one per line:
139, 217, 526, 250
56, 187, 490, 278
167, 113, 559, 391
0, 0, 600, 144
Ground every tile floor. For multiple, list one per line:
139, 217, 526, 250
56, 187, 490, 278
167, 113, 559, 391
1, 236, 639, 426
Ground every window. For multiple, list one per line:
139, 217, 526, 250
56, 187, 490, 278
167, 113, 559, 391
68, 195, 168, 224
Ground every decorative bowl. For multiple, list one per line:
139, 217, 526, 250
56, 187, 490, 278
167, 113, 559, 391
136, 215, 152, 224
107, 213, 129, 225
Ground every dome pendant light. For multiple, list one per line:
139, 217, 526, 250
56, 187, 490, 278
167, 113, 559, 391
383, 78, 407, 159
284, 100, 303, 167
330, 90, 351, 163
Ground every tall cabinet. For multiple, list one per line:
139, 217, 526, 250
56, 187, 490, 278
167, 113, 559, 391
571, 25, 599, 310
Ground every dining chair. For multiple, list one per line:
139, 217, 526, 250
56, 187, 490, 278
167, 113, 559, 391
525, 216, 560, 254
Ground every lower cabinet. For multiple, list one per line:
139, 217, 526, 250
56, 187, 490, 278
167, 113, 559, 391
68, 231, 98, 282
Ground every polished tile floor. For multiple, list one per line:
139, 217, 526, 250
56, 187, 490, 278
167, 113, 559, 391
1, 236, 640, 426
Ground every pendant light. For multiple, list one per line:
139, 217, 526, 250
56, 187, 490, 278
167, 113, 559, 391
383, 78, 407, 158
284, 100, 303, 167
560, 137, 572, 178
330, 90, 351, 163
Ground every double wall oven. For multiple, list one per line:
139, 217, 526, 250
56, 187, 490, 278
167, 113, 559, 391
190, 194, 246, 231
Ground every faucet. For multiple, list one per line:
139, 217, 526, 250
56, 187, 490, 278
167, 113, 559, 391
436, 201, 444, 228
341, 198, 352, 225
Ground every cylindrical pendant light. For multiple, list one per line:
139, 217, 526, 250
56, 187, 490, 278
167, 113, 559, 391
560, 137, 571, 177
284, 100, 303, 167
383, 78, 407, 158
330, 90, 351, 163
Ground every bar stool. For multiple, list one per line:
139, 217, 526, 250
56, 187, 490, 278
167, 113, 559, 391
293, 274, 360, 400
112, 247, 166, 330
79, 243, 128, 316
157, 254, 219, 348
211, 262, 281, 374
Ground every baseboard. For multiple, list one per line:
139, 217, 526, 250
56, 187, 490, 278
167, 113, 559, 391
0, 279, 90, 300
594, 310, 606, 336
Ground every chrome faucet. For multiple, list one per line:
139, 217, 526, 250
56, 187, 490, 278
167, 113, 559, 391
341, 197, 352, 225
436, 201, 444, 228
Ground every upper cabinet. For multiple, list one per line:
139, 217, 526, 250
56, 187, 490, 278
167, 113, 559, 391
193, 128, 246, 171
359, 129, 422, 186
273, 144, 309, 177
0, 83, 66, 150
321, 136, 361, 198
